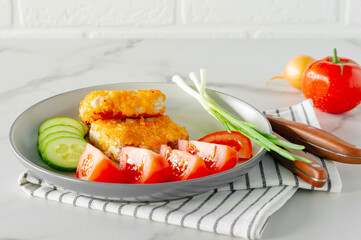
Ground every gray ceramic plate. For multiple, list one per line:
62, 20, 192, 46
10, 83, 271, 202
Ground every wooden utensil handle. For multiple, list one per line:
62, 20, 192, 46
266, 114, 361, 164
270, 132, 328, 188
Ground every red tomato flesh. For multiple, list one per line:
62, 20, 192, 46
119, 147, 170, 184
159, 145, 208, 181
178, 140, 237, 175
77, 144, 128, 183
198, 131, 252, 161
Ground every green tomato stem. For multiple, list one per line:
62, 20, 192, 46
333, 48, 340, 64
332, 48, 345, 75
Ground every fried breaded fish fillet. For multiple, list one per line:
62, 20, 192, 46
88, 115, 189, 162
79, 90, 166, 124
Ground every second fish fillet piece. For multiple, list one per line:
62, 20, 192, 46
89, 115, 189, 162
79, 89, 166, 124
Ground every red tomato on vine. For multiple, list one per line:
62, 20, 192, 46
302, 48, 361, 114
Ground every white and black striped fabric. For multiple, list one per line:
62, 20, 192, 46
18, 100, 342, 239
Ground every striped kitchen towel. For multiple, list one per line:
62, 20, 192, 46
18, 99, 342, 240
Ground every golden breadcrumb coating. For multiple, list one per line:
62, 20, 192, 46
79, 89, 166, 124
88, 115, 189, 162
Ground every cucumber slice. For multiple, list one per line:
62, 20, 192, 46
37, 124, 83, 146
42, 136, 87, 171
75, 119, 89, 135
38, 131, 83, 154
39, 117, 86, 136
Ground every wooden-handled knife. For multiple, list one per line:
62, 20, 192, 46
266, 114, 361, 164
270, 132, 328, 188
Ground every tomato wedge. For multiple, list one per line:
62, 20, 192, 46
76, 144, 128, 183
198, 131, 252, 161
159, 145, 208, 181
119, 147, 170, 184
178, 140, 237, 175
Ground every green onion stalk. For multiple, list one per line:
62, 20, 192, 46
172, 69, 311, 163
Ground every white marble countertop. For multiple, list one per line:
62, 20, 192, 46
1, 39, 361, 239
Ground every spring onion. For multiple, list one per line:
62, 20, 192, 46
172, 69, 312, 163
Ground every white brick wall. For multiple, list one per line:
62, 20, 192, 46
182, 0, 338, 25
347, 0, 361, 26
0, 0, 12, 28
0, 0, 359, 38
19, 0, 175, 27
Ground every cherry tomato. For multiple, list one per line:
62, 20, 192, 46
302, 48, 361, 114
77, 144, 128, 183
119, 147, 170, 184
178, 140, 237, 175
198, 131, 252, 161
159, 145, 208, 181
